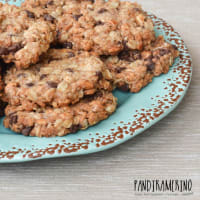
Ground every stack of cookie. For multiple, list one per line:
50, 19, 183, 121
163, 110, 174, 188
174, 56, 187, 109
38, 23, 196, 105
0, 0, 179, 137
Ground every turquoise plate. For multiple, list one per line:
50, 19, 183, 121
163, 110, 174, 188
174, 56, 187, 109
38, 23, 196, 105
0, 0, 192, 163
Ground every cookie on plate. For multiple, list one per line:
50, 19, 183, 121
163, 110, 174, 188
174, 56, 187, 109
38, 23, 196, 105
22, 0, 155, 55
4, 90, 117, 137
4, 49, 113, 108
0, 3, 55, 69
103, 36, 179, 92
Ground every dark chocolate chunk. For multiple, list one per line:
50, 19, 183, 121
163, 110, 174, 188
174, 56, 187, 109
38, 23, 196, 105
25, 10, 35, 18
85, 95, 95, 102
118, 50, 141, 62
118, 83, 129, 92
9, 115, 18, 125
96, 71, 103, 80
45, 0, 54, 8
146, 62, 155, 72
0, 60, 13, 76
117, 41, 122, 45
122, 40, 129, 50
47, 58, 58, 63
8, 43, 22, 52
16, 83, 20, 88
65, 68, 74, 73
115, 67, 126, 73
47, 81, 58, 88
172, 44, 178, 50
88, 0, 94, 3
0, 47, 8, 55
0, 101, 7, 117
62, 42, 73, 49
118, 51, 128, 61
94, 21, 104, 26
50, 43, 63, 49
50, 42, 73, 49
26, 82, 34, 87
40, 74, 47, 80
86, 91, 103, 102
98, 8, 108, 13
8, 43, 23, 53
43, 14, 55, 23
69, 124, 81, 133
145, 56, 155, 71
159, 48, 170, 56
73, 14, 83, 21
0, 43, 23, 55
21, 126, 34, 136
100, 55, 109, 60
94, 91, 103, 98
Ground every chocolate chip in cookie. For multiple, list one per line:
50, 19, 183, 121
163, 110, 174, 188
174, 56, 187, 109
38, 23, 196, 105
9, 114, 18, 125
43, 13, 55, 23
73, 14, 83, 21
25, 10, 35, 18
98, 8, 108, 14
118, 83, 129, 92
22, 126, 34, 136
47, 81, 58, 88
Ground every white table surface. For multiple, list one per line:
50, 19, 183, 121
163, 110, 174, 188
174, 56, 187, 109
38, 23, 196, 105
0, 0, 199, 199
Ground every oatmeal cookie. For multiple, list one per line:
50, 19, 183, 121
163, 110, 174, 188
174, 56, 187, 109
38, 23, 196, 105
103, 36, 179, 92
4, 90, 117, 137
22, 0, 155, 55
4, 49, 112, 108
0, 3, 55, 69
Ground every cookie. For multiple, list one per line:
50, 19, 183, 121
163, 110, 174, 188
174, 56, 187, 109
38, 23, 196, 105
22, 0, 155, 55
4, 49, 113, 108
4, 90, 117, 137
0, 3, 55, 69
103, 36, 179, 92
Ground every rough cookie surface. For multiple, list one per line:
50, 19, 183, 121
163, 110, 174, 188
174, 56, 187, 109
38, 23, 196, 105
103, 36, 179, 92
4, 49, 112, 108
4, 90, 117, 137
22, 0, 155, 55
0, 3, 55, 69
